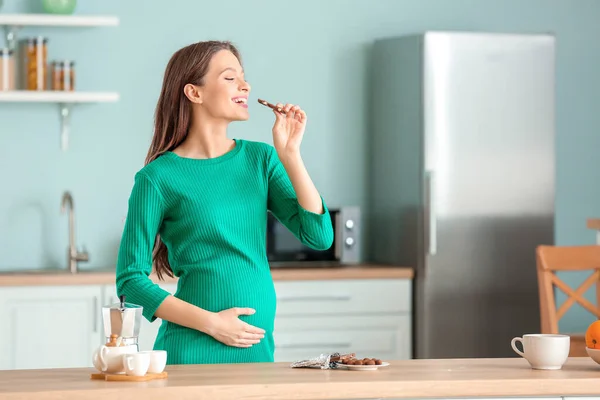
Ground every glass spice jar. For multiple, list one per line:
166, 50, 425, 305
51, 60, 76, 91
51, 61, 61, 90
62, 61, 75, 91
0, 48, 15, 91
23, 36, 48, 90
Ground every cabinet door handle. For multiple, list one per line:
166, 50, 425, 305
277, 295, 351, 302
93, 296, 98, 333
425, 170, 437, 255
277, 343, 352, 349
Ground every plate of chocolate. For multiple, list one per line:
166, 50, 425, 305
337, 356, 389, 371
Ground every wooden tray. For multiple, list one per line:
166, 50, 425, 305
90, 371, 168, 382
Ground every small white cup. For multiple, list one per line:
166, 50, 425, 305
511, 334, 570, 370
92, 344, 137, 374
123, 352, 150, 377
139, 350, 167, 374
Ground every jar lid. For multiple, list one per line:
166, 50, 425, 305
26, 37, 48, 43
0, 48, 13, 56
104, 295, 142, 311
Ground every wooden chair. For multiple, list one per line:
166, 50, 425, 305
536, 245, 600, 357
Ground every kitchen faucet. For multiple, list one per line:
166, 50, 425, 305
60, 191, 89, 273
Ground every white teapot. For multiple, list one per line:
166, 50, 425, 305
92, 344, 137, 374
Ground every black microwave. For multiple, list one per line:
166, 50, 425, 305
266, 207, 361, 267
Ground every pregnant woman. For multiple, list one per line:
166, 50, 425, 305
115, 40, 333, 365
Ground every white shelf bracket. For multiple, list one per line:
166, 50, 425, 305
59, 103, 71, 152
3, 25, 21, 51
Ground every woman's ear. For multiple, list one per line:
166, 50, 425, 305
184, 83, 203, 104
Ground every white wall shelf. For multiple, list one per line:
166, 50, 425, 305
0, 14, 120, 152
0, 14, 119, 27
0, 91, 119, 103
0, 91, 120, 151
0, 14, 119, 51
0, 90, 119, 103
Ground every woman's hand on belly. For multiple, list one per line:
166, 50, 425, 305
206, 307, 266, 348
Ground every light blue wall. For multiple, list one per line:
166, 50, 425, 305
1, 0, 599, 332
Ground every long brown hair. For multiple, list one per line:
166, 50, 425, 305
145, 40, 242, 280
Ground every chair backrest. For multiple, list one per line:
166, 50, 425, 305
536, 245, 600, 334
587, 219, 600, 230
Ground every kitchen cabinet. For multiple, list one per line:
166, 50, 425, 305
0, 285, 102, 370
274, 315, 411, 362
273, 279, 412, 362
107, 278, 412, 362
0, 277, 412, 369
0, 282, 178, 370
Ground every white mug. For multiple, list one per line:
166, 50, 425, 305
139, 350, 167, 374
92, 344, 137, 374
123, 352, 150, 377
511, 334, 570, 370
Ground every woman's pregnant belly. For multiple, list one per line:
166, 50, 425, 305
175, 264, 277, 333
155, 265, 277, 364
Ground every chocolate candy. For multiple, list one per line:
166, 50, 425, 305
340, 356, 383, 366
257, 98, 286, 114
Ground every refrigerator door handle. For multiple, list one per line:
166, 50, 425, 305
426, 170, 437, 255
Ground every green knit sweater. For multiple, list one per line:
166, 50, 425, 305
115, 139, 334, 365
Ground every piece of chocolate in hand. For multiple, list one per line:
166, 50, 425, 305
257, 98, 286, 114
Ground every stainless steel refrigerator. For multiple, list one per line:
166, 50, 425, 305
368, 32, 555, 359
